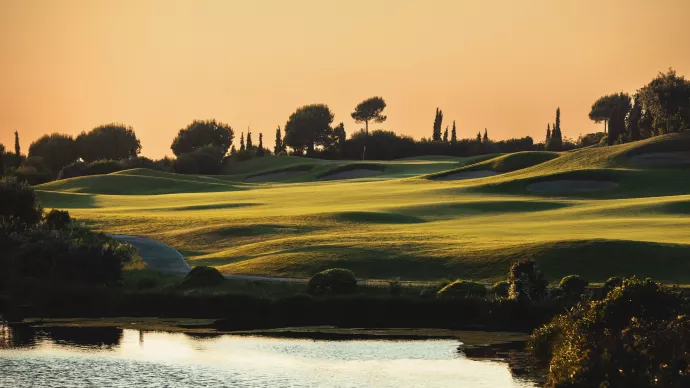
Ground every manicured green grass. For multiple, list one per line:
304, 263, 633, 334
36, 132, 690, 283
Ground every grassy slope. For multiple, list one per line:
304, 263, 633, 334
36, 133, 690, 283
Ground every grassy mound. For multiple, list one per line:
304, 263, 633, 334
429, 151, 559, 180
35, 133, 690, 283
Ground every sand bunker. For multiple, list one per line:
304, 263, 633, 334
629, 152, 690, 167
527, 180, 618, 193
246, 171, 302, 182
435, 170, 498, 181
320, 169, 383, 180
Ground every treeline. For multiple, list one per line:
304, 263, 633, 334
1, 69, 688, 182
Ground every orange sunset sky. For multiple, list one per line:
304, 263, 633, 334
1, 0, 689, 158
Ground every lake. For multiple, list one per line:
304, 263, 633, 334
0, 323, 540, 387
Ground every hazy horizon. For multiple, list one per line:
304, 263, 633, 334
2, 0, 689, 158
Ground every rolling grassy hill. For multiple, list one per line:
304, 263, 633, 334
36, 132, 690, 283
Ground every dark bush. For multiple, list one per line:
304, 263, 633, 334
76, 123, 141, 162
491, 280, 510, 298
58, 161, 88, 179
0, 176, 43, 231
135, 277, 158, 290
173, 154, 199, 174
508, 259, 547, 301
28, 133, 78, 176
45, 209, 72, 230
13, 156, 53, 185
437, 280, 487, 299
306, 268, 358, 296
180, 266, 224, 288
85, 159, 123, 175
603, 276, 623, 295
558, 275, 588, 299
530, 277, 689, 387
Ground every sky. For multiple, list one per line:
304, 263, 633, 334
1, 0, 689, 158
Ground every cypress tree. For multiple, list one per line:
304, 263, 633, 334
240, 132, 245, 151
546, 123, 551, 142
0, 143, 5, 176
274, 126, 282, 154
443, 126, 449, 143
483, 128, 489, 143
433, 108, 443, 141
450, 120, 457, 146
476, 131, 482, 142
627, 97, 642, 141
257, 133, 264, 156
14, 131, 21, 167
246, 129, 253, 149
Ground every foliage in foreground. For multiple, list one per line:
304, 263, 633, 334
306, 268, 358, 296
530, 277, 689, 387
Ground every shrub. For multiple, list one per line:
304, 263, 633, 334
173, 154, 199, 174
85, 159, 123, 175
306, 268, 358, 296
558, 275, 588, 299
135, 277, 158, 290
491, 280, 510, 297
0, 176, 43, 231
603, 276, 623, 295
437, 280, 487, 299
508, 259, 547, 301
179, 266, 224, 288
530, 277, 689, 387
45, 209, 72, 230
388, 278, 403, 296
58, 161, 88, 179
13, 156, 53, 184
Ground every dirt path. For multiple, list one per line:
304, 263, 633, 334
111, 234, 435, 287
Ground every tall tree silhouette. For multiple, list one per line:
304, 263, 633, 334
589, 94, 631, 145
239, 132, 245, 151
450, 120, 457, 146
257, 133, 264, 156
433, 108, 443, 141
274, 126, 283, 154
546, 123, 551, 142
483, 128, 489, 143
351, 97, 387, 136
14, 131, 21, 166
0, 143, 5, 175
443, 126, 449, 143
627, 95, 642, 141
246, 128, 253, 149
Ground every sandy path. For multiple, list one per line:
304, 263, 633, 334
111, 234, 192, 274
434, 170, 498, 181
112, 234, 436, 286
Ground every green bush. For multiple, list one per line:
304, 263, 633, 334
437, 280, 487, 299
306, 268, 358, 296
508, 259, 547, 301
491, 280, 510, 298
530, 277, 689, 387
45, 209, 72, 230
173, 153, 200, 174
603, 276, 623, 295
180, 266, 224, 288
558, 275, 588, 298
85, 159, 123, 175
0, 176, 43, 231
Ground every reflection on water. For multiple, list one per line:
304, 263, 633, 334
0, 322, 539, 387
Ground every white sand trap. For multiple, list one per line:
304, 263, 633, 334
321, 169, 382, 180
246, 171, 303, 182
527, 180, 618, 193
435, 170, 498, 181
630, 152, 690, 166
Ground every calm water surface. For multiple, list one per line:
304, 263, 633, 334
0, 324, 539, 387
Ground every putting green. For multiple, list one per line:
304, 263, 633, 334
36, 132, 690, 283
